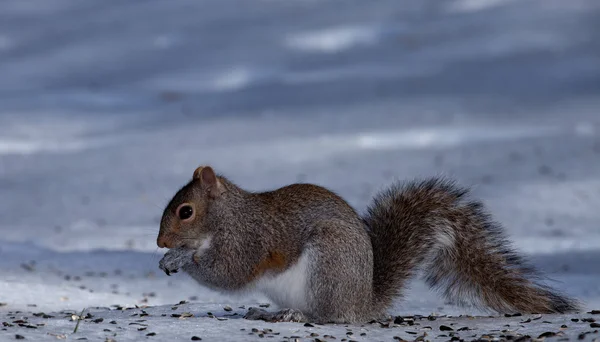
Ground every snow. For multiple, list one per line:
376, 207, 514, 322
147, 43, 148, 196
1, 0, 600, 340
284, 25, 380, 53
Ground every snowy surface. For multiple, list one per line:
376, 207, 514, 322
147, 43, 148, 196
1, 0, 600, 340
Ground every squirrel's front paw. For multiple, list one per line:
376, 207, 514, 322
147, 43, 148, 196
159, 248, 195, 276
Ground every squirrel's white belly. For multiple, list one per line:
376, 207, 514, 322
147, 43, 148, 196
254, 250, 311, 312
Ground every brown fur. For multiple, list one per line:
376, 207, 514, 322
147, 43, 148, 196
158, 166, 580, 323
249, 250, 289, 281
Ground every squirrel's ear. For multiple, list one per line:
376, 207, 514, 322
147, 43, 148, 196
193, 166, 222, 197
193, 166, 205, 181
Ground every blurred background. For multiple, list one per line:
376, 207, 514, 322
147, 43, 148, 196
0, 0, 599, 314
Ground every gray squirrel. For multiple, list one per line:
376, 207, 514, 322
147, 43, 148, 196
157, 166, 579, 323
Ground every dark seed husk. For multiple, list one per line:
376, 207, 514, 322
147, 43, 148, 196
538, 331, 556, 338
504, 313, 522, 317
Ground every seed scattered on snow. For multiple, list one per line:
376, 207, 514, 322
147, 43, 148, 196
32, 313, 53, 319
128, 322, 147, 327
504, 313, 522, 317
48, 333, 67, 339
538, 331, 557, 338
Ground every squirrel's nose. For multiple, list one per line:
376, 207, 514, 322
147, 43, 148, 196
157, 236, 172, 248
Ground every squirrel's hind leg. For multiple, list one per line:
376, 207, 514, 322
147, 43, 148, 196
303, 219, 376, 324
244, 307, 308, 323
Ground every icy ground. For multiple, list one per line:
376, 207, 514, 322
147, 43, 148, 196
1, 0, 600, 340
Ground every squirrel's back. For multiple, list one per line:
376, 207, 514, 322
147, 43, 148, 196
255, 183, 363, 228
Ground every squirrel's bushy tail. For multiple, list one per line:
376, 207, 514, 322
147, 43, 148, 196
363, 178, 580, 315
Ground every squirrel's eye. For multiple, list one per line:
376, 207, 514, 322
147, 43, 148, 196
177, 204, 194, 221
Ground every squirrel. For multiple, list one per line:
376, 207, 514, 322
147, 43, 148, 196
157, 165, 580, 324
